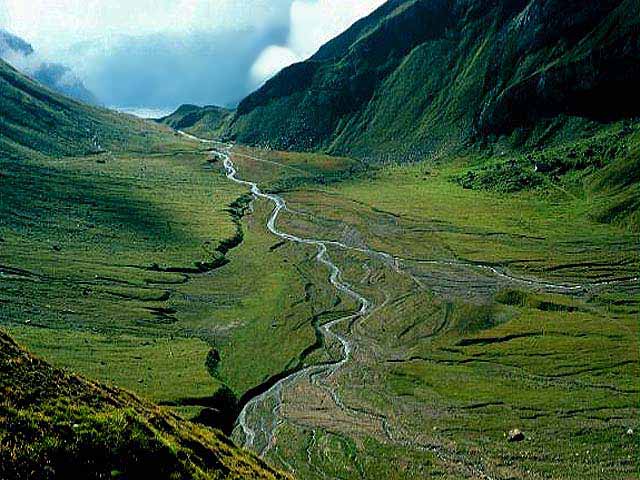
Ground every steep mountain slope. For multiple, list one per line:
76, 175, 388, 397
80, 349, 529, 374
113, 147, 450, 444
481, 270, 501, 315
159, 104, 233, 140
0, 58, 179, 159
30, 61, 99, 105
0, 29, 98, 105
0, 330, 288, 480
0, 29, 33, 55
226, 0, 640, 159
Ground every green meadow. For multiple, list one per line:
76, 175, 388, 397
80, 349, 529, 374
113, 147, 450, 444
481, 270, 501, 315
213, 137, 639, 479
2, 115, 638, 478
0, 137, 347, 424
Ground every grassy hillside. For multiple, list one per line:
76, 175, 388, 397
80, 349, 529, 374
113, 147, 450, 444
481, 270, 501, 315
455, 120, 640, 231
159, 105, 234, 141
0, 330, 288, 480
226, 0, 639, 160
0, 58, 320, 477
0, 58, 181, 159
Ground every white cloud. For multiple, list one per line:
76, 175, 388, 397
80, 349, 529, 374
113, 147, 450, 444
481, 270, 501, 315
0, 0, 386, 107
250, 45, 299, 87
250, 0, 386, 86
1, 48, 42, 76
0, 0, 291, 57
289, 0, 386, 59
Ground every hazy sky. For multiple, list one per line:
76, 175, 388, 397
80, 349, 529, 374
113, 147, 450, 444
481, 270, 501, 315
0, 0, 385, 109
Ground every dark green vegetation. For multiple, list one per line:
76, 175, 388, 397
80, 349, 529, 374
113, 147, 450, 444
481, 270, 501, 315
0, 30, 98, 105
159, 104, 233, 141
223, 0, 639, 160
0, 331, 288, 479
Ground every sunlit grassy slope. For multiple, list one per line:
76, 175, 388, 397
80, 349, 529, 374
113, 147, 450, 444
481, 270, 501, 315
0, 331, 289, 480
0, 136, 348, 422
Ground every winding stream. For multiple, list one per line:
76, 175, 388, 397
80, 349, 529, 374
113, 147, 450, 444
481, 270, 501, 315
220, 145, 373, 452
181, 132, 637, 476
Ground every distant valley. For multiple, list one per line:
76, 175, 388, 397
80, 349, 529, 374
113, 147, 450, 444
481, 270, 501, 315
1, 1, 639, 479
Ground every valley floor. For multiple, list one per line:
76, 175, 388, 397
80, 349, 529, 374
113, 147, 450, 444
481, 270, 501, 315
1, 135, 638, 479
222, 146, 639, 479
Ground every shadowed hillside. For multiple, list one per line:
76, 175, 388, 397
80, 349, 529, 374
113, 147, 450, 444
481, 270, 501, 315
0, 58, 182, 159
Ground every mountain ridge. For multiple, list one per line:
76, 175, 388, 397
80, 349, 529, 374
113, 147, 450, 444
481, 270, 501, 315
223, 0, 639, 160
0, 29, 98, 105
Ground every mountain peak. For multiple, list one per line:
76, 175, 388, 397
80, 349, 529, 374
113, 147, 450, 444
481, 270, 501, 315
0, 29, 34, 56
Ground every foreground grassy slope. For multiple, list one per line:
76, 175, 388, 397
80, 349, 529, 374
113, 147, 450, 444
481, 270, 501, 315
0, 331, 288, 479
226, 0, 639, 160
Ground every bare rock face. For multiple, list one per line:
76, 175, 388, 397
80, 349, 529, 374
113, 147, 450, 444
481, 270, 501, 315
508, 428, 526, 442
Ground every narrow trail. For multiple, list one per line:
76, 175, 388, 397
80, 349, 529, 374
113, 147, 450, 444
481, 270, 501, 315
181, 132, 637, 479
